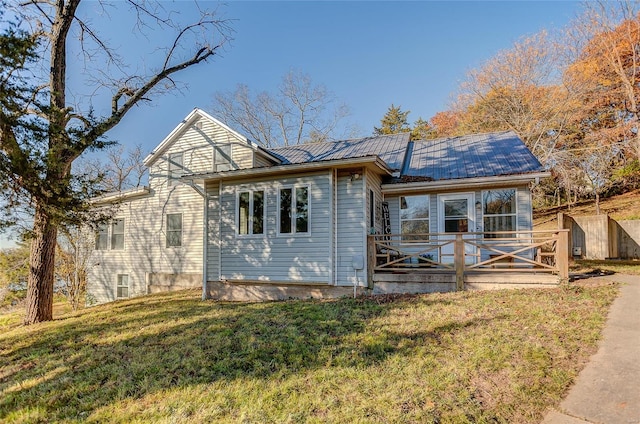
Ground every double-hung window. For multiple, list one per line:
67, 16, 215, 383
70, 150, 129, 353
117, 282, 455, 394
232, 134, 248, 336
214, 145, 232, 172
116, 274, 129, 298
279, 186, 309, 234
95, 223, 109, 250
111, 219, 125, 250
168, 152, 183, 185
238, 190, 264, 235
166, 213, 183, 247
95, 219, 124, 250
483, 189, 517, 237
400, 195, 430, 241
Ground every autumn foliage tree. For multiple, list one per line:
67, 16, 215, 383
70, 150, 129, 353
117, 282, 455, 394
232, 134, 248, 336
0, 1, 231, 324
428, 2, 640, 211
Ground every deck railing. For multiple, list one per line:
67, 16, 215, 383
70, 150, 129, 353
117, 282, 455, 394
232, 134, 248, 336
367, 230, 569, 290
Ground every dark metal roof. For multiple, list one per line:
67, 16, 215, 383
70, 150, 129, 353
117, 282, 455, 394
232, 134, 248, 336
263, 130, 542, 181
267, 132, 410, 171
404, 131, 544, 180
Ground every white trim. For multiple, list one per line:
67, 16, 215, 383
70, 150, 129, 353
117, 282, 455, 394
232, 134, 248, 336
480, 188, 518, 234
116, 274, 130, 299
437, 193, 475, 233
399, 194, 430, 241
277, 184, 311, 236
381, 172, 550, 194
110, 218, 126, 251
165, 212, 183, 248
182, 156, 393, 183
144, 108, 281, 167
437, 193, 476, 264
213, 143, 233, 172
91, 186, 150, 205
235, 188, 266, 237
331, 169, 337, 286
218, 182, 223, 282
202, 190, 208, 300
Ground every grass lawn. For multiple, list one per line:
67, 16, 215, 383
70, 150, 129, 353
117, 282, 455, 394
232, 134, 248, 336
571, 259, 640, 276
0, 285, 618, 423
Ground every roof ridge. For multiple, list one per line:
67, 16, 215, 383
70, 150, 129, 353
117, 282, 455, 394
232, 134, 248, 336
267, 132, 410, 151
413, 130, 515, 144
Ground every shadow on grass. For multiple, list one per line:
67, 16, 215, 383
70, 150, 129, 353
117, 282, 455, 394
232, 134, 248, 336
0, 292, 502, 421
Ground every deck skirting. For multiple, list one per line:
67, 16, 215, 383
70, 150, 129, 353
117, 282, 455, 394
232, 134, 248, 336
372, 271, 560, 295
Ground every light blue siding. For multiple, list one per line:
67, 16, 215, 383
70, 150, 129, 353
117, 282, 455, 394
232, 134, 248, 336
336, 173, 365, 286
206, 181, 221, 280
219, 172, 332, 283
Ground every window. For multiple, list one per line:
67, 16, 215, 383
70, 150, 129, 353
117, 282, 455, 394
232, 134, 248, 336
95, 224, 108, 250
400, 195, 429, 241
483, 189, 517, 237
166, 213, 183, 247
279, 186, 309, 234
237, 190, 264, 235
116, 274, 129, 298
111, 218, 125, 250
214, 144, 232, 172
168, 152, 183, 185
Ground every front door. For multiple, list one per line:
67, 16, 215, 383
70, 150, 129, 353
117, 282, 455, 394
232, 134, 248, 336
438, 193, 476, 264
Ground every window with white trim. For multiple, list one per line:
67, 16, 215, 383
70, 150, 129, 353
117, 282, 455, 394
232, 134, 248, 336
95, 223, 108, 250
279, 186, 309, 234
237, 190, 264, 235
111, 219, 125, 250
168, 152, 183, 185
116, 274, 129, 298
400, 195, 430, 241
166, 213, 183, 247
214, 144, 232, 172
483, 189, 517, 238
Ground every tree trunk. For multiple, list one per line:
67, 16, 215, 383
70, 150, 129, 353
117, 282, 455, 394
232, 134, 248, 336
24, 204, 58, 325
595, 192, 601, 215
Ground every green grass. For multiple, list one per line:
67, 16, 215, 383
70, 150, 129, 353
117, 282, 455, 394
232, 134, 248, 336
0, 286, 618, 423
571, 259, 640, 276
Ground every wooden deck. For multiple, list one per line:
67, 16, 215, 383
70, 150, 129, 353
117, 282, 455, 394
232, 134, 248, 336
367, 230, 569, 293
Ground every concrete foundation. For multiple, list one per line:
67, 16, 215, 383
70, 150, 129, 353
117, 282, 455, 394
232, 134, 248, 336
207, 280, 365, 301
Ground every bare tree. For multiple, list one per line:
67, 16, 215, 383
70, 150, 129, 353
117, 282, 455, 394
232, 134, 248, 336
455, 31, 575, 166
0, 1, 232, 324
212, 70, 350, 147
81, 144, 148, 192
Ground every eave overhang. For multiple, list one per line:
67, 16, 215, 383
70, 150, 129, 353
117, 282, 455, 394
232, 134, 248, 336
143, 108, 282, 167
381, 171, 551, 195
91, 185, 151, 205
181, 156, 393, 183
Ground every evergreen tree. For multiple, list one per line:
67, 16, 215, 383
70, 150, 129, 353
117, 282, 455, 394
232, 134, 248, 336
374, 104, 412, 135
0, 1, 231, 324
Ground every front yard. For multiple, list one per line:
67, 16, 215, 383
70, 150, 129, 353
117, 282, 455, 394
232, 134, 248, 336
0, 285, 617, 423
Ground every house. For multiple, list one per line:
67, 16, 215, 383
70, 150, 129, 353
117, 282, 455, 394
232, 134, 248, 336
87, 108, 564, 304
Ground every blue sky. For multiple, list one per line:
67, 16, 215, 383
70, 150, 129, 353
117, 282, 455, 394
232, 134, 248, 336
103, 1, 581, 154
1, 1, 582, 248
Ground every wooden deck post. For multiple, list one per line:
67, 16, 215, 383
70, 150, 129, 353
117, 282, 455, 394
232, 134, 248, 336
557, 230, 569, 281
454, 234, 464, 291
367, 236, 375, 289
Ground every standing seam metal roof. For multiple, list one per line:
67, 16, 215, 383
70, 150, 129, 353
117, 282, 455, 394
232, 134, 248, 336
266, 133, 411, 171
404, 131, 543, 180
264, 130, 543, 180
